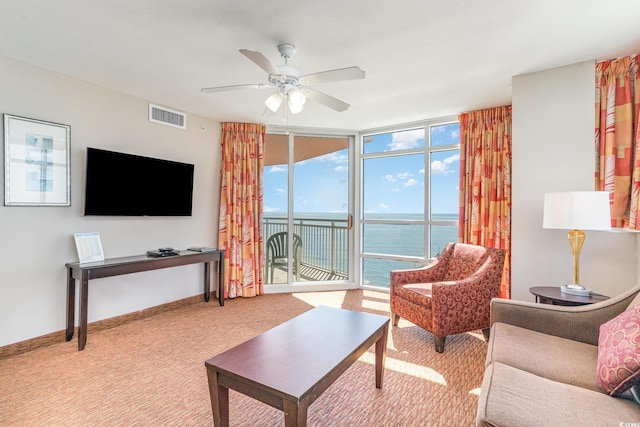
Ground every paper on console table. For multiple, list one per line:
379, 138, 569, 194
188, 246, 217, 252
73, 232, 105, 263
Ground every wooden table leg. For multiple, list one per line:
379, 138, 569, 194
218, 252, 225, 306
207, 369, 229, 427
78, 272, 89, 351
375, 322, 389, 388
65, 267, 75, 341
283, 399, 307, 427
204, 261, 211, 302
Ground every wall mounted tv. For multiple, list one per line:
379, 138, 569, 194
84, 148, 194, 216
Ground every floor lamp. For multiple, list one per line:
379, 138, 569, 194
542, 191, 611, 295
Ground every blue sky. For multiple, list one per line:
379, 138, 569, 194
264, 123, 460, 215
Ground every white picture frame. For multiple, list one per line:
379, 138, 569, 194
4, 114, 71, 206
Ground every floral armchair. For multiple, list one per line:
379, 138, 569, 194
390, 242, 506, 353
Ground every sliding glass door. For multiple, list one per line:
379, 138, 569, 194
263, 132, 353, 290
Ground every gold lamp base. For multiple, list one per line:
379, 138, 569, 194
567, 229, 585, 285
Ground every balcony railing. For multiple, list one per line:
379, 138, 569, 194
263, 216, 349, 281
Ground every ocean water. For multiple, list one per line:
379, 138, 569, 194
361, 213, 458, 287
264, 212, 458, 287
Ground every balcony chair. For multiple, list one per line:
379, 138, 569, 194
265, 232, 302, 282
390, 242, 506, 353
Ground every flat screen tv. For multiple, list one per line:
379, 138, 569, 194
84, 148, 194, 216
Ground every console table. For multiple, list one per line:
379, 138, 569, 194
66, 249, 224, 351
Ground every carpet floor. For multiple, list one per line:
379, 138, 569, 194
0, 289, 487, 426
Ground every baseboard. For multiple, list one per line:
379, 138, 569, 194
0, 294, 204, 359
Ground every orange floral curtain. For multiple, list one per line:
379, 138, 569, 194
458, 106, 512, 298
595, 54, 640, 229
218, 122, 265, 298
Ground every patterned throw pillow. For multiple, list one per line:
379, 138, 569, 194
597, 304, 640, 395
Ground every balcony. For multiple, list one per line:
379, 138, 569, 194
263, 214, 455, 286
263, 215, 349, 282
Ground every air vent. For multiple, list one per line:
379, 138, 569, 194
149, 104, 186, 129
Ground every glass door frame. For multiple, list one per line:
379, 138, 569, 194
263, 126, 360, 294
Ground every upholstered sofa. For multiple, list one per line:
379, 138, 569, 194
476, 283, 640, 426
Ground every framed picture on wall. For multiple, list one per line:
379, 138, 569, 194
3, 114, 71, 206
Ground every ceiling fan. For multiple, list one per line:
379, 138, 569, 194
201, 43, 365, 115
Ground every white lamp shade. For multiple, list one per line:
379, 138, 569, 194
288, 99, 304, 114
288, 89, 306, 107
287, 89, 306, 114
543, 191, 611, 230
265, 92, 283, 112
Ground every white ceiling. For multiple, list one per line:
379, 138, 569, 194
1, 0, 640, 131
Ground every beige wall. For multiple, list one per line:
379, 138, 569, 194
511, 60, 637, 301
0, 56, 221, 347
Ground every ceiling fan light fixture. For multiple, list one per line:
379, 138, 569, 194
288, 88, 306, 106
288, 99, 304, 114
287, 88, 306, 114
202, 43, 365, 115
265, 92, 283, 112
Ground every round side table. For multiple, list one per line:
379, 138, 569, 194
529, 286, 609, 306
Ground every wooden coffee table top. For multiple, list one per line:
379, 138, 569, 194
205, 305, 389, 399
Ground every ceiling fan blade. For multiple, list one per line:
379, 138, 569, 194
239, 49, 279, 75
201, 83, 272, 94
304, 89, 351, 112
300, 66, 365, 86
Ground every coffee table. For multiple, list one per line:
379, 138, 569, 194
204, 305, 389, 427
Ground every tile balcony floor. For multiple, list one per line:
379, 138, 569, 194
266, 263, 348, 284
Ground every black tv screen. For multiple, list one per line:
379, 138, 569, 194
84, 148, 194, 216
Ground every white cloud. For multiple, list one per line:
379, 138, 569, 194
263, 206, 280, 212
444, 153, 460, 164
430, 124, 460, 144
388, 129, 424, 151
378, 203, 390, 210
383, 174, 396, 183
269, 165, 287, 173
396, 172, 412, 180
275, 188, 285, 195
403, 178, 418, 187
431, 153, 460, 175
334, 165, 348, 172
315, 151, 348, 164
419, 168, 425, 174
431, 160, 448, 174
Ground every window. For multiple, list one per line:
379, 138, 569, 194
360, 120, 460, 288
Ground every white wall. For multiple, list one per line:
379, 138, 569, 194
0, 56, 222, 347
511, 60, 637, 301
